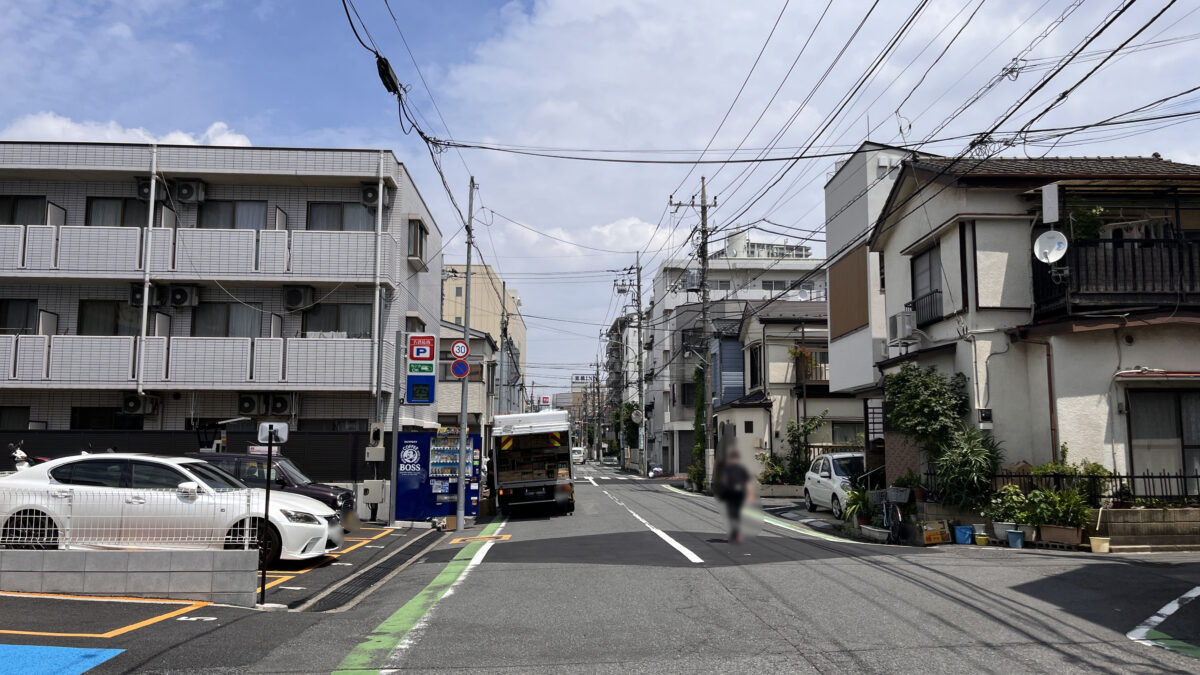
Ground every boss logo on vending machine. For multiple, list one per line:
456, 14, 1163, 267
398, 442, 422, 473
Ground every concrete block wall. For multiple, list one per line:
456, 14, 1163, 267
0, 549, 259, 607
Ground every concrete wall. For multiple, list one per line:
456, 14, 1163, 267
0, 549, 258, 607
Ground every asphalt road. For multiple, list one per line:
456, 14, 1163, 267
2, 463, 1198, 674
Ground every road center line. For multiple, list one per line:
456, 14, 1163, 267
602, 489, 703, 564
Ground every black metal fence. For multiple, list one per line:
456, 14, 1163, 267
924, 471, 1200, 505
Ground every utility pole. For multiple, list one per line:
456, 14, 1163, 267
456, 177, 475, 533
499, 281, 509, 414
635, 251, 645, 477
669, 177, 717, 482
593, 360, 601, 461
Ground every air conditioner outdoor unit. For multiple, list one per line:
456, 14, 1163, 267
238, 393, 267, 416
129, 283, 167, 307
873, 338, 890, 362
361, 182, 393, 208
268, 393, 295, 416
169, 285, 199, 307
135, 176, 166, 201
887, 310, 917, 345
172, 179, 206, 203
122, 393, 159, 415
284, 285, 314, 311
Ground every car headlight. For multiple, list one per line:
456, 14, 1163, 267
280, 509, 321, 524
840, 479, 851, 490
336, 493, 349, 506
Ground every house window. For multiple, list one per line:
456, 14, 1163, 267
712, 280, 731, 291
86, 197, 148, 227
307, 202, 373, 231
408, 219, 428, 258
909, 245, 942, 326
762, 280, 790, 292
302, 419, 369, 432
744, 420, 753, 434
0, 299, 37, 335
302, 303, 371, 338
680, 382, 695, 407
0, 406, 30, 430
78, 300, 140, 336
199, 200, 268, 229
832, 421, 865, 446
0, 196, 46, 224
405, 316, 426, 333
749, 345, 762, 389
192, 303, 261, 338
455, 286, 463, 297
879, 255, 886, 291
70, 407, 143, 430
454, 316, 462, 325
1129, 391, 1200, 491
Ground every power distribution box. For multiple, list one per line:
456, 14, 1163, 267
363, 479, 387, 504
365, 446, 386, 463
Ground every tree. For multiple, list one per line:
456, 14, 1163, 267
784, 409, 829, 482
689, 366, 707, 490
883, 362, 968, 450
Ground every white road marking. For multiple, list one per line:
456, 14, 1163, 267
1127, 585, 1200, 648
632, 477, 645, 481
602, 489, 703, 564
585, 476, 598, 486
616, 477, 628, 480
599, 476, 612, 480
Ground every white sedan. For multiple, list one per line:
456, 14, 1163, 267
0, 453, 342, 566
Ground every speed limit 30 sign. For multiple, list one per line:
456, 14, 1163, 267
450, 339, 470, 359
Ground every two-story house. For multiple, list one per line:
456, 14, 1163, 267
868, 153, 1200, 484
0, 141, 443, 443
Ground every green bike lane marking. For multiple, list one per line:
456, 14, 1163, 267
333, 517, 507, 674
1127, 585, 1200, 661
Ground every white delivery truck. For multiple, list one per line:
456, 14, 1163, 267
492, 410, 575, 515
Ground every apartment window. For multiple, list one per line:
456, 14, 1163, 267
307, 202, 373, 231
78, 300, 140, 336
199, 200, 268, 229
302, 303, 371, 338
712, 280, 731, 291
0, 406, 30, 430
680, 382, 695, 407
0, 196, 46, 224
408, 219, 428, 258
454, 316, 462, 325
744, 420, 753, 434
749, 345, 762, 389
86, 197, 148, 227
455, 286, 463, 297
405, 317, 426, 333
192, 303, 261, 338
0, 299, 37, 335
878, 255, 886, 291
70, 407, 143, 430
302, 419, 369, 432
762, 280, 791, 292
832, 421, 865, 446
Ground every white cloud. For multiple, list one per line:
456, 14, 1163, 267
0, 112, 251, 146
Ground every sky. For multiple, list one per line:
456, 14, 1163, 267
2, 0, 1199, 394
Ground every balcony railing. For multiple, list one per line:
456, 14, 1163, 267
1, 335, 390, 391
0, 225, 399, 286
905, 290, 942, 327
1033, 238, 1200, 317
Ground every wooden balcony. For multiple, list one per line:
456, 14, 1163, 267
1033, 238, 1200, 318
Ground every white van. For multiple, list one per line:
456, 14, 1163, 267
570, 447, 586, 465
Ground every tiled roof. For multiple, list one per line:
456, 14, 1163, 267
910, 156, 1200, 178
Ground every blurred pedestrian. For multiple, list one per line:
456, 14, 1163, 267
718, 451, 753, 543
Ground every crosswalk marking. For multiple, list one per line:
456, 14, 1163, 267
599, 476, 612, 480
616, 477, 628, 480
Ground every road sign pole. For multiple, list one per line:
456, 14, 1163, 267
457, 177, 475, 533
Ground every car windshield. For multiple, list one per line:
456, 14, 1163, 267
831, 456, 865, 478
277, 458, 313, 485
183, 461, 246, 490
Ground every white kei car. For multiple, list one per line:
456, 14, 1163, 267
0, 454, 342, 566
803, 452, 866, 519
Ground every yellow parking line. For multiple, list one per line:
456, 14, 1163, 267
0, 592, 209, 638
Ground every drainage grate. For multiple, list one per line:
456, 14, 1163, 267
307, 530, 436, 612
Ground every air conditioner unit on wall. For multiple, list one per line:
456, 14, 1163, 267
129, 283, 167, 307
238, 393, 267, 416
887, 310, 917, 345
361, 182, 394, 208
172, 179, 206, 203
122, 393, 159, 415
169, 285, 199, 307
269, 393, 295, 416
284, 286, 314, 312
136, 177, 166, 202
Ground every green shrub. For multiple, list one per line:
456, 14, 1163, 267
981, 484, 1025, 522
843, 486, 871, 522
1046, 489, 1091, 528
892, 468, 923, 489
1019, 490, 1051, 527
756, 452, 787, 485
932, 423, 1003, 511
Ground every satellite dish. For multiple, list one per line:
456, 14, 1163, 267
1034, 230, 1069, 264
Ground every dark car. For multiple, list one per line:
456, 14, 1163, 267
188, 451, 357, 531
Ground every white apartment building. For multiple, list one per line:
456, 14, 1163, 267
643, 233, 827, 475
0, 142, 443, 436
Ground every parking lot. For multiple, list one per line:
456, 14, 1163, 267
0, 524, 445, 673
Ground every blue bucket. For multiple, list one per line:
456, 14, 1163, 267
954, 525, 974, 545
1007, 529, 1024, 549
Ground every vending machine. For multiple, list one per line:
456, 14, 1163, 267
393, 428, 481, 522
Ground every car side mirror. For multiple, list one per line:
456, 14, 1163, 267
177, 481, 200, 496
819, 471, 830, 479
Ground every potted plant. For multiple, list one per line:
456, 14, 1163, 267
1040, 489, 1089, 546
893, 468, 925, 502
860, 512, 890, 543
1111, 483, 1134, 509
982, 484, 1025, 540
844, 486, 872, 526
1016, 489, 1050, 543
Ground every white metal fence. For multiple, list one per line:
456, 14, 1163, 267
0, 487, 260, 550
